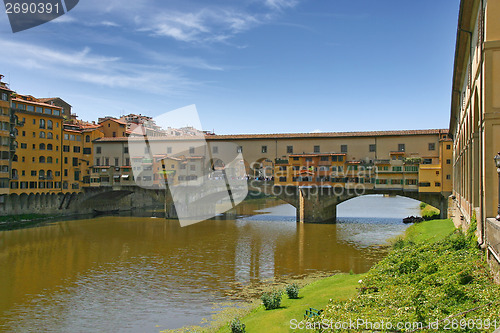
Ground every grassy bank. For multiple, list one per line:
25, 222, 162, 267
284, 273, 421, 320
221, 273, 364, 333
220, 219, 500, 332
312, 219, 500, 332
0, 213, 59, 230
419, 202, 440, 220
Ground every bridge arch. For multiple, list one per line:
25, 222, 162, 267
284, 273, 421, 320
250, 158, 273, 179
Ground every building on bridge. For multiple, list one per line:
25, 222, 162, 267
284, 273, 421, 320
449, 0, 500, 279
274, 135, 453, 196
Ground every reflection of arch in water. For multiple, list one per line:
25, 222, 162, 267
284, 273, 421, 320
251, 158, 274, 178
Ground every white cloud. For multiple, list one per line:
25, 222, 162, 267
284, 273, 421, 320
310, 129, 323, 133
263, 0, 299, 10
0, 38, 196, 95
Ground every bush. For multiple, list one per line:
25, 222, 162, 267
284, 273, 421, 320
261, 289, 282, 310
285, 283, 299, 299
229, 318, 246, 333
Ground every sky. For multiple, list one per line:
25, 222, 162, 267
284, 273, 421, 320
0, 0, 460, 134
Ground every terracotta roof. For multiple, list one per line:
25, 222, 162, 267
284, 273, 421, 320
95, 129, 447, 143
0, 85, 12, 92
206, 129, 448, 140
99, 117, 127, 125
13, 97, 62, 109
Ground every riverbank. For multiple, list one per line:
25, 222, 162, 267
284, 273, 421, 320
217, 219, 500, 332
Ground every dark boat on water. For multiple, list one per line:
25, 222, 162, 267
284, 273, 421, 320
403, 216, 424, 224
93, 209, 120, 216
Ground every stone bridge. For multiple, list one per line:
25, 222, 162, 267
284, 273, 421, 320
77, 181, 448, 223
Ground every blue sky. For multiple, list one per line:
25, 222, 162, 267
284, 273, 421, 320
0, 0, 459, 134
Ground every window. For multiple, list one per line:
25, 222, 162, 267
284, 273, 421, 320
39, 143, 45, 150
338, 156, 344, 162
419, 182, 431, 187
64, 134, 69, 140
237, 146, 242, 153
112, 132, 116, 137
44, 108, 52, 114
36, 106, 42, 113
124, 146, 128, 154
369, 144, 376, 152
47, 120, 53, 129
20, 143, 27, 149
190, 165, 196, 171
446, 159, 451, 164
435, 182, 441, 187
39, 156, 45, 163
95, 158, 100, 166
83, 147, 91, 154
212, 146, 218, 154
114, 158, 119, 166
167, 147, 172, 154
446, 144, 451, 150
314, 145, 320, 153
39, 119, 45, 129
125, 158, 130, 166
73, 146, 81, 153
22, 131, 25, 137
64, 157, 68, 164
261, 146, 267, 153
320, 156, 329, 161
422, 158, 432, 164
341, 145, 348, 153
86, 135, 90, 142
47, 157, 53, 163
74, 171, 80, 181
398, 144, 405, 152
64, 169, 68, 177
405, 179, 418, 185
105, 158, 109, 166
428, 143, 435, 151
47, 132, 53, 139
73, 158, 78, 166
96, 147, 101, 154
46, 144, 53, 151
63, 145, 70, 152
189, 147, 195, 154
31, 170, 37, 176
392, 166, 402, 172
287, 146, 293, 154
39, 131, 45, 138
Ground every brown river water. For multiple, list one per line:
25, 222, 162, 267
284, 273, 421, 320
0, 195, 420, 332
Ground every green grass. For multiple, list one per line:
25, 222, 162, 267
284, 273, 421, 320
419, 202, 441, 220
404, 218, 455, 243
218, 273, 364, 333
315, 220, 500, 332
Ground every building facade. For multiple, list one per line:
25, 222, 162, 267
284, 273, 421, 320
449, 0, 500, 277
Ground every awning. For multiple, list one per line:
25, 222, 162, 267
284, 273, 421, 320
122, 175, 130, 179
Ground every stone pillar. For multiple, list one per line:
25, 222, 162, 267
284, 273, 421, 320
297, 188, 338, 223
440, 196, 448, 219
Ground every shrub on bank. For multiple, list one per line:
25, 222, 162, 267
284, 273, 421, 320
229, 318, 246, 333
285, 283, 299, 299
261, 289, 282, 310
312, 227, 500, 332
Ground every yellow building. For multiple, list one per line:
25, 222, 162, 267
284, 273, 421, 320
0, 75, 13, 196
10, 94, 64, 194
449, 0, 500, 277
98, 117, 128, 138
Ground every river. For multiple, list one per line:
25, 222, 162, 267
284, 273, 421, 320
0, 195, 420, 332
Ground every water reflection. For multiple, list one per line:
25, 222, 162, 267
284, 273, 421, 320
0, 196, 418, 332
